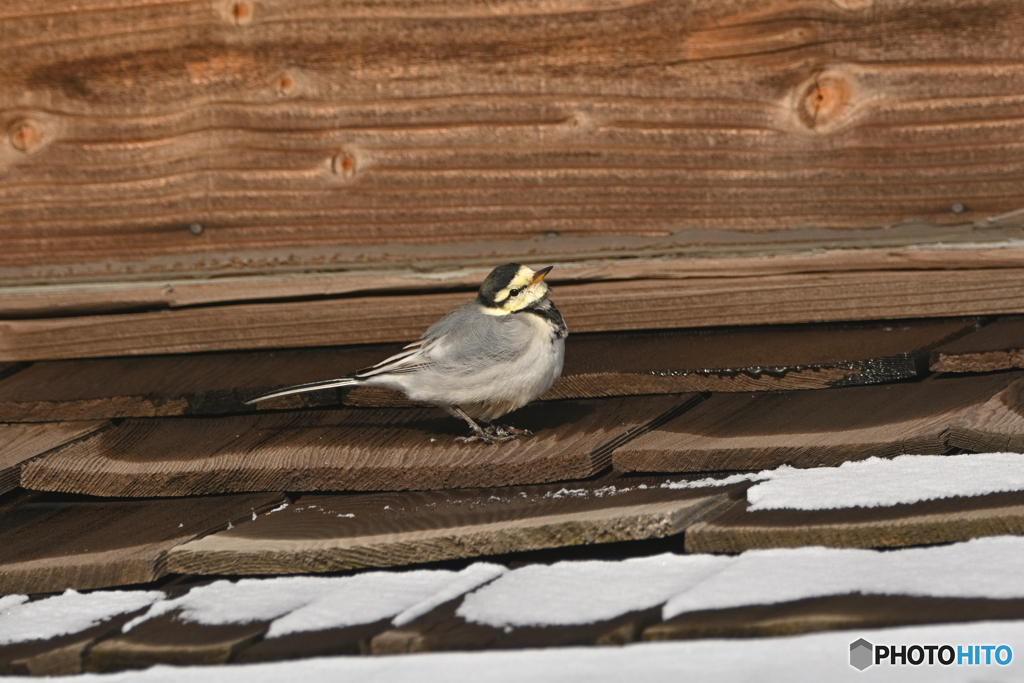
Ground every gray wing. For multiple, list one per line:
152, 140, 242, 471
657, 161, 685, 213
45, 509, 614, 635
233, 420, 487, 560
418, 303, 534, 376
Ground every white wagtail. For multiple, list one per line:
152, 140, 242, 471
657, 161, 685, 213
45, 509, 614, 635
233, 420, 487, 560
247, 264, 568, 443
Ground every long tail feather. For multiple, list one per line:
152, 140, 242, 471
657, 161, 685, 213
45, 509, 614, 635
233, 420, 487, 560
245, 377, 360, 404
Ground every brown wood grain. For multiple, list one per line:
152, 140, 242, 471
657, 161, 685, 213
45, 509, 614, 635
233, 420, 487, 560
0, 319, 973, 421
0, 421, 107, 495
84, 614, 266, 672
684, 490, 1024, 554
643, 594, 1024, 641
931, 316, 1024, 373
614, 373, 1024, 474
0, 490, 286, 595
3, 270, 1023, 361
20, 396, 689, 497
165, 476, 738, 576
371, 600, 661, 654
0, 608, 151, 676
2, 225, 1022, 318
1, 0, 1024, 284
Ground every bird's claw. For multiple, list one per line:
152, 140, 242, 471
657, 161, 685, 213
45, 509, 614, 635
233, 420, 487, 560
455, 423, 532, 444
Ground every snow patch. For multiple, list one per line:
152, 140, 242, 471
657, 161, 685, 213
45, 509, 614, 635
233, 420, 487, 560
0, 589, 162, 645
392, 563, 505, 627
457, 553, 729, 628
267, 565, 504, 638
664, 535, 1024, 619
746, 452, 1024, 510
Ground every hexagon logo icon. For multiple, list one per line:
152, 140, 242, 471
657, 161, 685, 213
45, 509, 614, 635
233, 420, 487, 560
850, 638, 874, 670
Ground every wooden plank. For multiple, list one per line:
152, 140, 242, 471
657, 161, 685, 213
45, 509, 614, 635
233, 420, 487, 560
0, 607, 150, 676
684, 490, 1024, 554
3, 269, 1023, 361
0, 319, 975, 421
0, 421, 107, 495
84, 614, 266, 672
370, 600, 661, 654
614, 373, 1024, 474
233, 620, 392, 663
643, 594, 1024, 641
2, 0, 1024, 283
0, 491, 286, 595
2, 225, 1023, 318
21, 396, 689, 497
545, 319, 977, 399
931, 317, 1024, 373
947, 374, 1024, 453
165, 475, 738, 576
0, 346, 404, 421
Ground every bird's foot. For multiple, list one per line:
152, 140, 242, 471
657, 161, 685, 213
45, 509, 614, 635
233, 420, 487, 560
491, 424, 533, 438
454, 423, 530, 444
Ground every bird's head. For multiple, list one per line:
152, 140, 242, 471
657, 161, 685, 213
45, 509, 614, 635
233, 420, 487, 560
477, 263, 554, 314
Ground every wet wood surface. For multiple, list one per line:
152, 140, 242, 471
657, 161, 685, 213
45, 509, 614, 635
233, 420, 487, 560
613, 373, 1024, 474
21, 396, 689, 497
2, 0, 1024, 286
0, 421, 107, 494
0, 491, 285, 595
644, 594, 1024, 641
0, 319, 974, 421
931, 317, 1024, 373
2, 271, 1022, 361
684, 490, 1024, 554
166, 476, 740, 576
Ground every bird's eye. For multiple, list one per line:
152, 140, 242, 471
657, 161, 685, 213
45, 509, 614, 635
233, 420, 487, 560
509, 287, 522, 297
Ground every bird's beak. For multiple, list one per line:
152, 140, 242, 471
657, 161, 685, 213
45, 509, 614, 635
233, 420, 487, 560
531, 266, 553, 285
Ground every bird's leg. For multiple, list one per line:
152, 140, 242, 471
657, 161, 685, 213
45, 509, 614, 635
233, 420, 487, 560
446, 406, 515, 444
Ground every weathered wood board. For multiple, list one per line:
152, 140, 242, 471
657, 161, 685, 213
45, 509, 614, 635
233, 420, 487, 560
3, 0, 1024, 286
2, 271, 1022, 360
684, 490, 1024, 554
0, 346, 402, 422
0, 319, 973, 421
0, 421, 107, 495
931, 317, 1024, 373
0, 608, 151, 676
21, 396, 691, 497
614, 373, 1024, 474
233, 620, 392, 663
370, 601, 660, 654
643, 594, 1024, 641
165, 476, 739, 576
85, 613, 266, 672
0, 491, 285, 595
546, 319, 976, 398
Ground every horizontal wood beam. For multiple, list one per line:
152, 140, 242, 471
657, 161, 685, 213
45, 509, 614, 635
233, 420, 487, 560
2, 261, 1023, 360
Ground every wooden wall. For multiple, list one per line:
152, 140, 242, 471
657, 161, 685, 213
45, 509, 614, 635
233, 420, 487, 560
2, 0, 1024, 358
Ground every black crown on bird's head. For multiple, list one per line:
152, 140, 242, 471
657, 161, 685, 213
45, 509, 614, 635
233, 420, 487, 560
477, 263, 524, 306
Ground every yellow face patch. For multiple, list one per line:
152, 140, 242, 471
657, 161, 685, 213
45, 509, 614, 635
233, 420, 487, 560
482, 265, 551, 315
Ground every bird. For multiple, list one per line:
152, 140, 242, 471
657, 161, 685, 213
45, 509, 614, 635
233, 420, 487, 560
246, 263, 568, 443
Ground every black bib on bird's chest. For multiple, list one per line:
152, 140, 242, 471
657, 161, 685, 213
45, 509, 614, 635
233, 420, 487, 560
524, 300, 568, 341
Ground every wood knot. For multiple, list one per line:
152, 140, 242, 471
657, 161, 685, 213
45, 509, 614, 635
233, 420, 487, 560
276, 74, 294, 95
230, 1, 253, 25
332, 153, 356, 179
8, 119, 42, 153
798, 73, 851, 131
